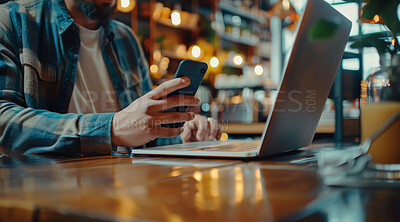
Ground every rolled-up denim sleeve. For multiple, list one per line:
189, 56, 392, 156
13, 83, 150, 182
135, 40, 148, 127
0, 102, 115, 156
0, 6, 114, 157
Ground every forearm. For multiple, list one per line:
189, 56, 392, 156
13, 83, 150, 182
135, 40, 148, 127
0, 101, 114, 157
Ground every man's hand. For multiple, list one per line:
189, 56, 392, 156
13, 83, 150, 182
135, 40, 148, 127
180, 115, 222, 143
111, 77, 200, 147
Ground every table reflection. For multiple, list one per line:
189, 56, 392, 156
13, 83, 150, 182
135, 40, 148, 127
0, 155, 399, 221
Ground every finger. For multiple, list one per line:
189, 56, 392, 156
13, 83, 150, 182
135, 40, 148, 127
151, 112, 195, 125
191, 128, 198, 142
189, 121, 198, 142
195, 117, 209, 141
186, 121, 198, 142
188, 120, 196, 130
216, 125, 222, 140
180, 122, 192, 142
157, 95, 200, 111
155, 127, 184, 138
208, 118, 219, 141
146, 77, 190, 100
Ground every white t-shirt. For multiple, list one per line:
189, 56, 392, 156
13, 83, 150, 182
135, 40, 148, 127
68, 24, 120, 114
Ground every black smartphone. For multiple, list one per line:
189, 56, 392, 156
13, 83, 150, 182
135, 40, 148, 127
162, 60, 208, 128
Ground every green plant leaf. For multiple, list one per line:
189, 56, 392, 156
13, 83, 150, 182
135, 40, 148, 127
308, 18, 340, 40
350, 33, 391, 54
379, 1, 400, 35
156, 36, 165, 43
361, 0, 400, 35
361, 4, 376, 20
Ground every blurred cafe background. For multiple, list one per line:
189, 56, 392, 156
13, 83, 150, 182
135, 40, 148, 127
109, 0, 391, 144
1, 0, 392, 144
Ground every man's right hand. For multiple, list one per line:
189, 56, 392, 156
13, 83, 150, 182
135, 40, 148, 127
111, 77, 199, 147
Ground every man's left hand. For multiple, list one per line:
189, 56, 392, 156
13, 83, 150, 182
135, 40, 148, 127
180, 115, 222, 143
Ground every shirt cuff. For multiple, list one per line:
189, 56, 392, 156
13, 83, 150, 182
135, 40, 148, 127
79, 112, 115, 155
156, 136, 182, 147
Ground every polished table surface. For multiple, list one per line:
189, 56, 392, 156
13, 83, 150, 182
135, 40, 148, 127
0, 148, 399, 222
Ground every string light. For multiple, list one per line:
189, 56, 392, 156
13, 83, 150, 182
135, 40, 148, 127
282, 0, 290, 11
117, 0, 135, 13
160, 57, 169, 70
254, 65, 264, 76
150, 64, 158, 73
121, 0, 129, 8
153, 50, 161, 62
210, 57, 219, 68
191, 45, 201, 58
161, 57, 170, 64
373, 15, 380, 23
220, 133, 228, 141
171, 11, 181, 26
233, 55, 243, 66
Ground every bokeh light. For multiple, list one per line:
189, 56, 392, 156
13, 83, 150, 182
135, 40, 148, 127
171, 11, 181, 25
210, 57, 220, 68
254, 65, 264, 76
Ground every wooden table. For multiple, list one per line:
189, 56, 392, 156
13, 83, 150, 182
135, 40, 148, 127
0, 149, 399, 221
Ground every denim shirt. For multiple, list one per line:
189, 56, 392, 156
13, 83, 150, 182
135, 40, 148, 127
0, 0, 180, 157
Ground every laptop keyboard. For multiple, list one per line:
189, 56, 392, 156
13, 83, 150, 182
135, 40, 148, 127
191, 142, 259, 152
135, 140, 261, 155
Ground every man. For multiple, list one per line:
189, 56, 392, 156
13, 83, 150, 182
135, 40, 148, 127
0, 0, 221, 157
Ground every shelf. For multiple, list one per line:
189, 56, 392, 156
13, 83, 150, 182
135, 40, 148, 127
219, 2, 267, 24
215, 85, 272, 91
156, 18, 196, 31
259, 55, 270, 60
342, 51, 361, 59
162, 50, 188, 60
214, 79, 278, 91
347, 31, 391, 42
217, 30, 259, 46
223, 61, 245, 69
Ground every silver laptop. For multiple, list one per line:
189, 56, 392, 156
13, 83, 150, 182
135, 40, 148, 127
132, 0, 352, 158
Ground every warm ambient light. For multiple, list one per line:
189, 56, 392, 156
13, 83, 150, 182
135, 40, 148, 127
231, 95, 241, 104
233, 55, 243, 66
176, 44, 186, 58
373, 15, 380, 23
121, 0, 129, 8
160, 63, 169, 70
210, 57, 219, 68
150, 64, 158, 73
153, 50, 161, 62
171, 11, 181, 26
191, 45, 201, 58
159, 57, 170, 70
254, 65, 264, 76
161, 57, 170, 64
117, 0, 135, 13
282, 0, 290, 11
220, 133, 228, 141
